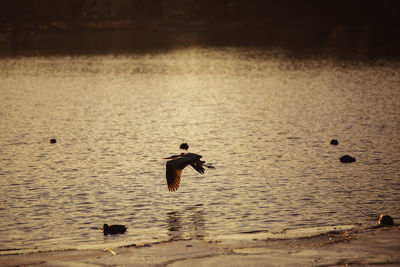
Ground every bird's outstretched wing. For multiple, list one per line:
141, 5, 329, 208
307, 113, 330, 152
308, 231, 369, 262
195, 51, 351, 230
165, 153, 206, 191
166, 157, 188, 191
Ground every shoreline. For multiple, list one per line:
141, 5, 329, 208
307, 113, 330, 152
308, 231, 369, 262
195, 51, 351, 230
1, 225, 399, 266
1, 27, 400, 59
0, 224, 358, 256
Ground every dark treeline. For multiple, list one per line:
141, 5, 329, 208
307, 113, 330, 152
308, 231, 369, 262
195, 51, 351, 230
1, 0, 398, 30
0, 0, 399, 57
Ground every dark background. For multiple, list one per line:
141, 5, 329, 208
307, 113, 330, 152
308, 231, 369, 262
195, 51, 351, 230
1, 0, 399, 57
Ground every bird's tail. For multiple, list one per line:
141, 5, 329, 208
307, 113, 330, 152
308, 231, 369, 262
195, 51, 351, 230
191, 161, 214, 174
191, 163, 205, 174
203, 163, 215, 169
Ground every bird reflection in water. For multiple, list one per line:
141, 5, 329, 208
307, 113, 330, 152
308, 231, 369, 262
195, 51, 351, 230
166, 211, 183, 240
166, 204, 205, 240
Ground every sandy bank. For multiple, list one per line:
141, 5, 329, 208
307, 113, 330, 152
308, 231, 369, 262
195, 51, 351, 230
1, 226, 399, 266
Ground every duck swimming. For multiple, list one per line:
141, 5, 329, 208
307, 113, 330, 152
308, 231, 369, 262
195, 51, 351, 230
102, 224, 127, 235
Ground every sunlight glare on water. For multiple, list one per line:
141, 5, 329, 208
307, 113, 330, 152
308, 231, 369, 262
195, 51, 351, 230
1, 47, 400, 251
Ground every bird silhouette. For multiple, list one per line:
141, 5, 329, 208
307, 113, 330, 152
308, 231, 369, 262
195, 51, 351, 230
180, 143, 189, 150
164, 152, 213, 192
102, 224, 127, 235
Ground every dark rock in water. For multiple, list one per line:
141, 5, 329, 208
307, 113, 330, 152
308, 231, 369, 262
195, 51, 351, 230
50, 139, 57, 144
340, 155, 356, 163
330, 139, 339, 145
378, 214, 394, 226
103, 224, 127, 235
180, 143, 189, 150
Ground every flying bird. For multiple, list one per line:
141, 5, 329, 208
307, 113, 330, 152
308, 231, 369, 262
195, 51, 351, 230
164, 152, 213, 191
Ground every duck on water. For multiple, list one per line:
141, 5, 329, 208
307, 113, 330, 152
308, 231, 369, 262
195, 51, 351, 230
102, 224, 127, 235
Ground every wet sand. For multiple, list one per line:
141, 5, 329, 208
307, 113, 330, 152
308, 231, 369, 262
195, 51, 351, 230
1, 226, 399, 267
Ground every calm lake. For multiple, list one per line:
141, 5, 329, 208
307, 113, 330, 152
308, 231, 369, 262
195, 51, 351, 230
1, 47, 400, 252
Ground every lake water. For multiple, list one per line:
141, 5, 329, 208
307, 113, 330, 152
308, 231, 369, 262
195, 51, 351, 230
1, 47, 400, 252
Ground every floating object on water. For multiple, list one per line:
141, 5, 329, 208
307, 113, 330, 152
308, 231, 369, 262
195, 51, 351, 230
330, 139, 339, 145
180, 143, 189, 150
105, 248, 117, 255
102, 224, 127, 235
378, 214, 394, 226
164, 152, 214, 192
50, 138, 57, 144
340, 155, 356, 163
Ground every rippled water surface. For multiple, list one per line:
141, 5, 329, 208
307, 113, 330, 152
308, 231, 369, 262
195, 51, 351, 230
1, 48, 400, 252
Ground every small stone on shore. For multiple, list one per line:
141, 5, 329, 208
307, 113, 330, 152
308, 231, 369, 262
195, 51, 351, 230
378, 214, 395, 226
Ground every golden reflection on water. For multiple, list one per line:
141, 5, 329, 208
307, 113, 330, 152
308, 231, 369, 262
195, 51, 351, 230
167, 206, 205, 240
1, 48, 400, 251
